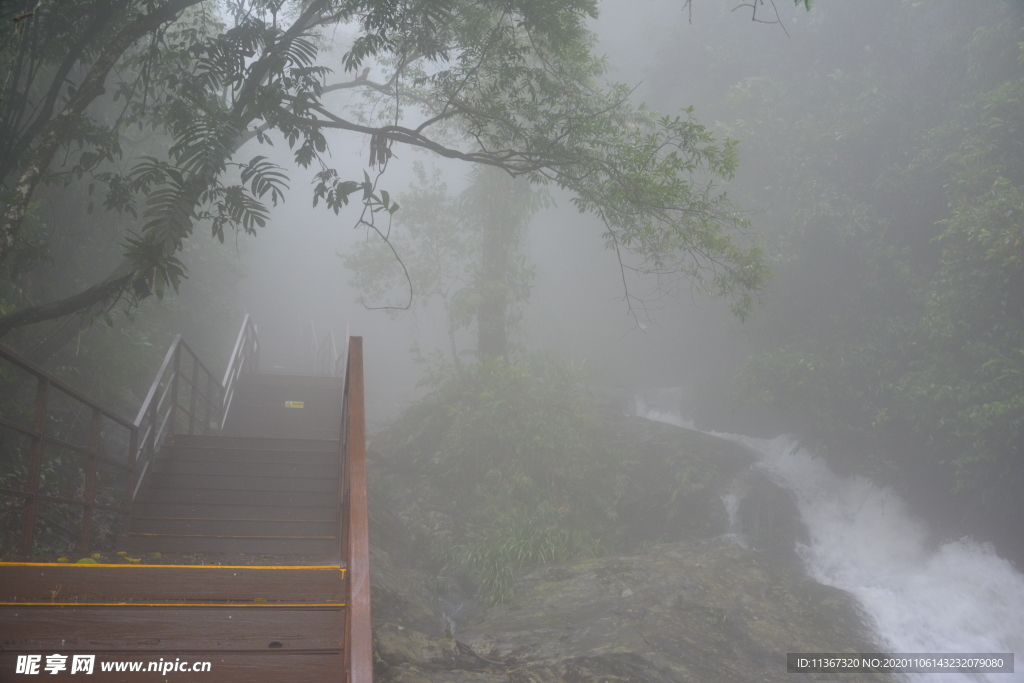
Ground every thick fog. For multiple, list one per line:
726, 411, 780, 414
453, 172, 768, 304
237, 0, 804, 423
4, 0, 1023, 677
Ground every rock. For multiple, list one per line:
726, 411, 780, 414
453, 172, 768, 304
371, 546, 445, 636
368, 411, 758, 556
373, 540, 890, 683
369, 407, 892, 683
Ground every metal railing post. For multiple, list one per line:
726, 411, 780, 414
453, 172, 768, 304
188, 354, 199, 435
140, 391, 158, 496
20, 376, 49, 556
204, 373, 214, 434
125, 427, 138, 530
80, 407, 102, 553
168, 344, 181, 437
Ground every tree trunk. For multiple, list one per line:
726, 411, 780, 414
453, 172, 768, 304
477, 211, 511, 359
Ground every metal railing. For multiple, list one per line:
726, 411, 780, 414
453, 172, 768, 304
129, 336, 226, 503
311, 321, 346, 378
221, 314, 259, 429
0, 344, 136, 555
1, 316, 260, 555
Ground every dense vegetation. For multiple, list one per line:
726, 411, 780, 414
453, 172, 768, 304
650, 1, 1024, 554
3, 0, 1023, 575
0, 0, 768, 349
0, 0, 776, 554
370, 356, 753, 603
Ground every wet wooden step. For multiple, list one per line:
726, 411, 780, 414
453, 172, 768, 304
0, 652, 345, 682
163, 447, 339, 466
168, 434, 339, 453
223, 374, 344, 441
151, 459, 338, 479
140, 488, 337, 507
148, 473, 336, 493
130, 503, 336, 521
120, 534, 338, 555
1, 606, 343, 651
0, 563, 346, 603
130, 518, 337, 538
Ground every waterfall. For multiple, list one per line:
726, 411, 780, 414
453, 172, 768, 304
636, 404, 1024, 683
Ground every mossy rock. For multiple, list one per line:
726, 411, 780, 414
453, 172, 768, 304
369, 408, 758, 557
372, 540, 891, 683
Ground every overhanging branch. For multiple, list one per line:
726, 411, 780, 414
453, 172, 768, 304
0, 268, 136, 339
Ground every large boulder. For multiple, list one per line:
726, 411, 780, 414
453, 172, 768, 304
368, 410, 760, 556
368, 408, 889, 683
373, 540, 889, 683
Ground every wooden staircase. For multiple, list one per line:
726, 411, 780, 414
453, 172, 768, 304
123, 434, 340, 555
123, 372, 346, 555
0, 325, 372, 682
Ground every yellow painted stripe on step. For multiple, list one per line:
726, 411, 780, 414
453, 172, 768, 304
0, 563, 345, 573
0, 602, 345, 607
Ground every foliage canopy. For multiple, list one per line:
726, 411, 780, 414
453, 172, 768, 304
0, 0, 768, 346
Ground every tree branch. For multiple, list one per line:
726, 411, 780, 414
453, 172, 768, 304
0, 0, 204, 266
0, 1, 124, 182
0, 267, 135, 338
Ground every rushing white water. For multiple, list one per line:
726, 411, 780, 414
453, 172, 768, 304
636, 402, 1024, 683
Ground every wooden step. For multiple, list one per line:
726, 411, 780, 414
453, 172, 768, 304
168, 434, 339, 453
1, 562, 347, 679
153, 450, 335, 473
222, 374, 345, 441
151, 456, 337, 479
0, 563, 346, 603
120, 534, 338, 555
130, 518, 337, 537
0, 652, 344, 682
3, 606, 344, 651
147, 473, 336, 493
129, 503, 336, 521
140, 488, 337, 507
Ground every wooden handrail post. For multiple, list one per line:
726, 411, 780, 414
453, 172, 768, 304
80, 408, 102, 553
344, 337, 372, 683
168, 344, 181, 437
188, 354, 199, 435
20, 376, 49, 556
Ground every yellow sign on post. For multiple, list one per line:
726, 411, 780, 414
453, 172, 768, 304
285, 401, 304, 408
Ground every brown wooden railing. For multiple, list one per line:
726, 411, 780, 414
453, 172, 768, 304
0, 344, 136, 555
341, 336, 372, 683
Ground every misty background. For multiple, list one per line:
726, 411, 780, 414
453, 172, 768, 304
3, 0, 1024, 675
245, 0, 803, 416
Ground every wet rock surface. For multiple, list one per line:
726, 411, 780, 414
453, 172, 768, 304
372, 541, 889, 683
369, 412, 892, 683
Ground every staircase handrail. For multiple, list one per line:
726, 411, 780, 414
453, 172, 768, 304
340, 336, 372, 683
131, 334, 227, 502
1, 315, 257, 556
221, 314, 259, 429
310, 321, 347, 378
0, 343, 137, 555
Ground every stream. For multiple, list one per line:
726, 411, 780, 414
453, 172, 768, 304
637, 400, 1024, 683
